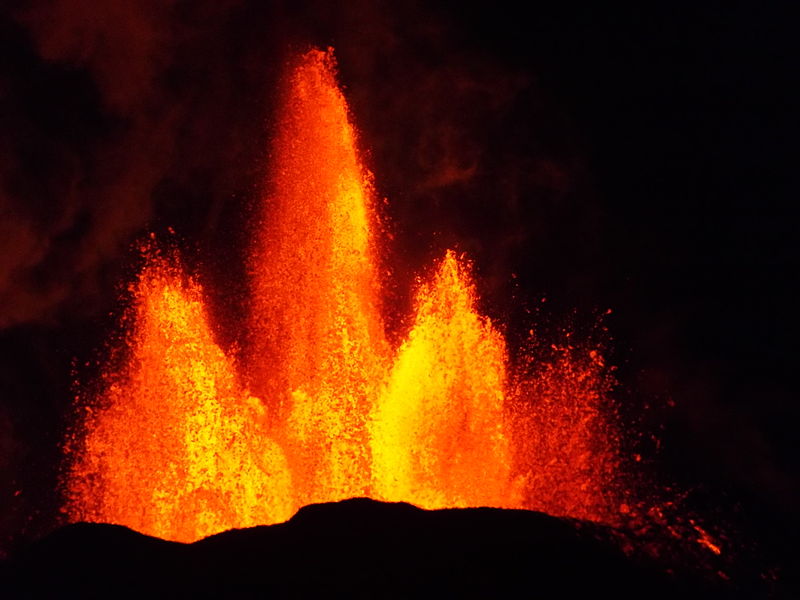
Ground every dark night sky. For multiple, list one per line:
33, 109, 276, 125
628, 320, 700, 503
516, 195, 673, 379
0, 0, 797, 573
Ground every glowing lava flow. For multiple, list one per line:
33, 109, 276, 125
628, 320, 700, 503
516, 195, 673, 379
64, 47, 621, 542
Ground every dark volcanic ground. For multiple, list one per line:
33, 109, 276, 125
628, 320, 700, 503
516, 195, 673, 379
1, 498, 769, 599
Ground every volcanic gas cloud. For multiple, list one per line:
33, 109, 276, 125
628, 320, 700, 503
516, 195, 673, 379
63, 48, 621, 542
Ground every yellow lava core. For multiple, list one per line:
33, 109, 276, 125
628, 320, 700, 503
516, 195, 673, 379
371, 251, 517, 509
64, 47, 621, 542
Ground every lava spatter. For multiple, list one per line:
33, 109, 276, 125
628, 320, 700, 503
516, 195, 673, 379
371, 250, 518, 509
247, 48, 388, 505
65, 47, 622, 542
64, 247, 293, 542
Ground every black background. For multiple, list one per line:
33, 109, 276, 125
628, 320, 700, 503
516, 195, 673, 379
0, 0, 796, 579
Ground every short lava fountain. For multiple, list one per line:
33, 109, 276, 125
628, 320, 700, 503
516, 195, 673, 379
63, 48, 621, 542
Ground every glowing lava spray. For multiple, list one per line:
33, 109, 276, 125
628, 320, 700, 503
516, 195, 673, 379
64, 48, 621, 542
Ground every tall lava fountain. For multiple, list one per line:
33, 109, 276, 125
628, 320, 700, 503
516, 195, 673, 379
248, 50, 387, 506
63, 48, 621, 542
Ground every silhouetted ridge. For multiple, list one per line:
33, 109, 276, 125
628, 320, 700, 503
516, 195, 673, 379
4, 499, 730, 598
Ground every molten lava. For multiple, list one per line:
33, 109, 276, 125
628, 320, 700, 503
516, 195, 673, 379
371, 251, 517, 509
64, 47, 621, 542
248, 49, 387, 506
510, 338, 620, 523
65, 248, 292, 542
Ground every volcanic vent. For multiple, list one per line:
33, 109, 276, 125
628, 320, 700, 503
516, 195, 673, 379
63, 48, 621, 542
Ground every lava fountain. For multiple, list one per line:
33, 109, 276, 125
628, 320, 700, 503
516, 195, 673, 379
63, 48, 621, 542
64, 246, 293, 542
248, 49, 388, 506
370, 250, 517, 510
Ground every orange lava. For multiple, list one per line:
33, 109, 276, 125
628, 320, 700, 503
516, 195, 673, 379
371, 251, 518, 509
248, 49, 387, 506
510, 338, 620, 522
64, 47, 621, 542
64, 248, 293, 542
692, 520, 723, 556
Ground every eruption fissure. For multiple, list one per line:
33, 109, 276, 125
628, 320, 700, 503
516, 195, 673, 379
64, 48, 621, 542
